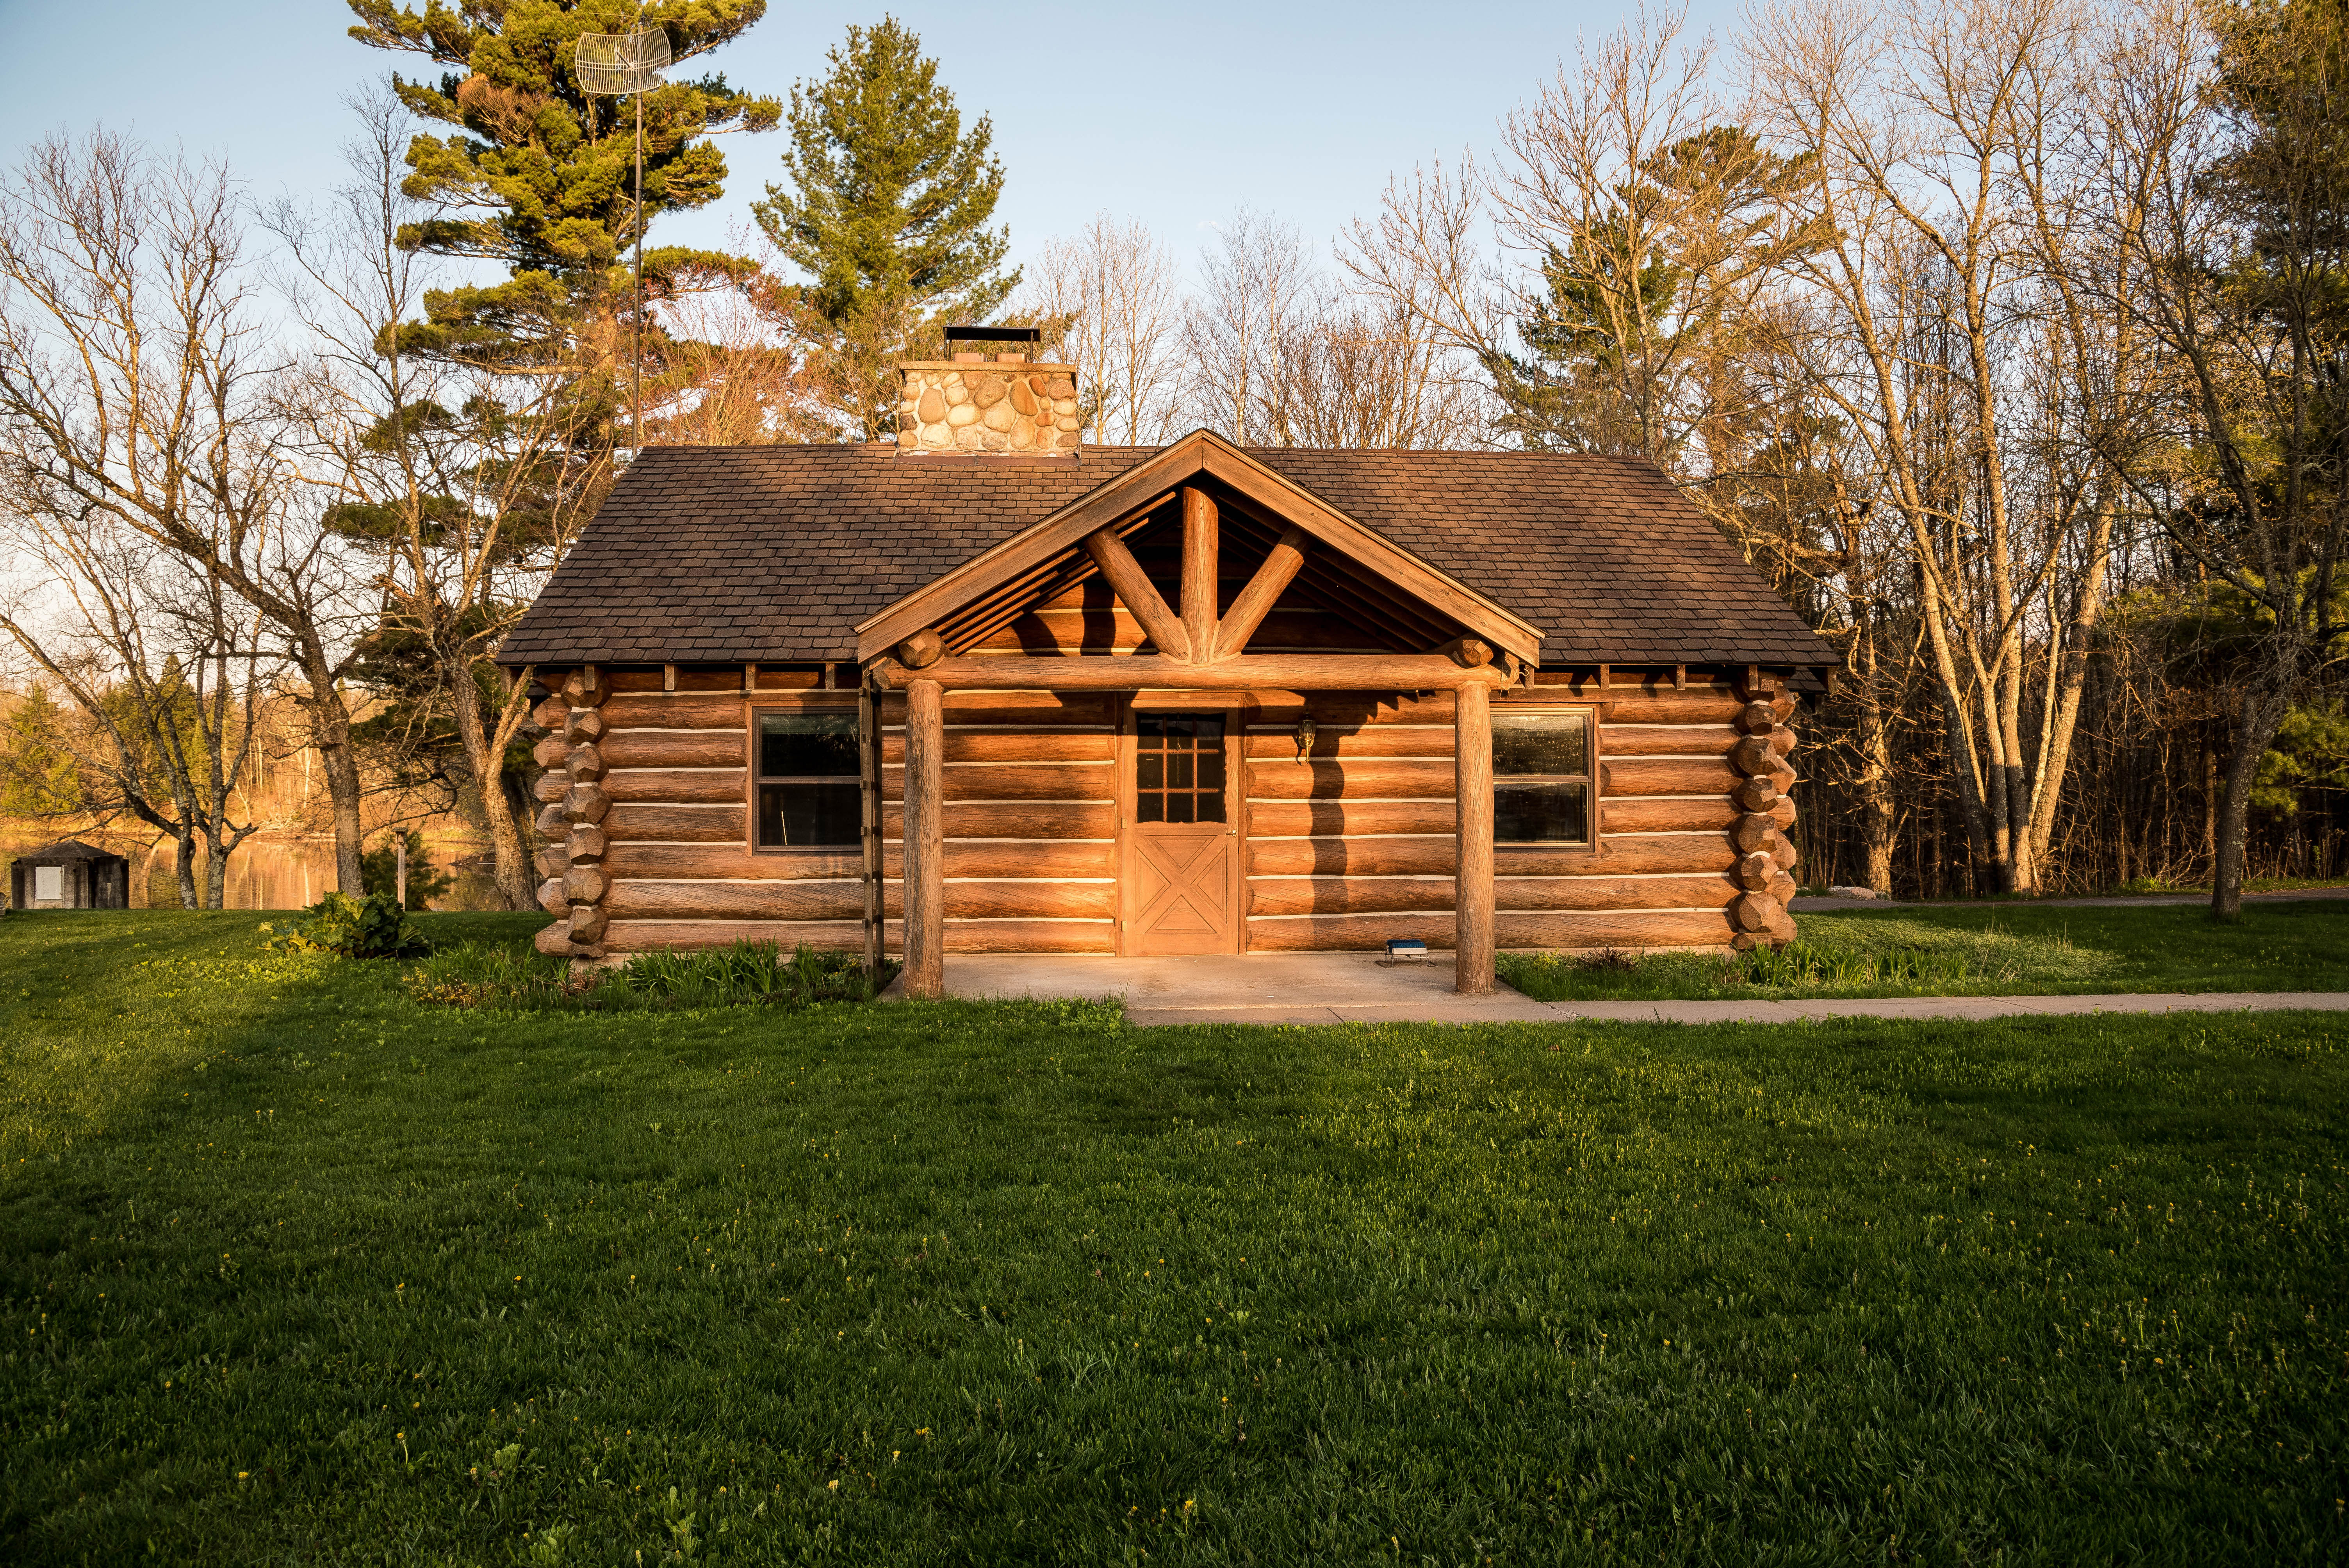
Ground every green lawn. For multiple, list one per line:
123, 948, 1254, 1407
2, 912, 2344, 1565
1502, 899, 2349, 1002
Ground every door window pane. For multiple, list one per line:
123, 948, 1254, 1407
755, 710, 861, 849
1135, 713, 1225, 825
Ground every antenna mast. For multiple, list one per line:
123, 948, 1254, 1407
576, 16, 672, 463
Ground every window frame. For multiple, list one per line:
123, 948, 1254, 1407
1491, 702, 1601, 853
747, 695, 863, 856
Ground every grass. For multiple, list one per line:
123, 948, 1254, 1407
1501, 900, 2349, 1002
1, 910, 2344, 1564
405, 938, 893, 1012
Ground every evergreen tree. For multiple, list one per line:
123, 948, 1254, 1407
0, 684, 85, 817
345, 0, 781, 371
752, 17, 1018, 439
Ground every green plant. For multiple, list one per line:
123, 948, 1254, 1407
404, 937, 892, 1012
260, 891, 428, 960
360, 829, 456, 908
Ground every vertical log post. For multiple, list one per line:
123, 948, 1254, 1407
859, 679, 880, 977
903, 676, 946, 998
1454, 680, 1494, 993
1182, 486, 1218, 663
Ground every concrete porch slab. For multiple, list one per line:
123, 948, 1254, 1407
943, 951, 1556, 1023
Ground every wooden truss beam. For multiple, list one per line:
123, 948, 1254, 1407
872, 652, 1513, 692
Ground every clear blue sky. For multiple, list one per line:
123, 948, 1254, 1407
0, 0, 1740, 283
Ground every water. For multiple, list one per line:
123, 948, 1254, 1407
135, 837, 508, 912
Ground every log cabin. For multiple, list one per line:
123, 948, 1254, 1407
497, 347, 1837, 997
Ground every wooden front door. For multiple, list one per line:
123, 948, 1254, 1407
1123, 710, 1241, 955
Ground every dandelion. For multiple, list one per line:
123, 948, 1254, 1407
827, 1479, 839, 1491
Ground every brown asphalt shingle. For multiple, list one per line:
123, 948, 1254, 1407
497, 442, 1835, 670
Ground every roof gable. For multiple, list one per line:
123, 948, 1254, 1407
853, 431, 1543, 665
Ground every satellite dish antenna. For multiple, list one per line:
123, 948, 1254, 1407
575, 23, 672, 462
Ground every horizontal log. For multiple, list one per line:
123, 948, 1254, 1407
880, 882, 1116, 921
609, 880, 1108, 923
1243, 726, 1454, 759
601, 844, 860, 879
879, 761, 1115, 804
877, 691, 1121, 725
1246, 759, 1455, 800
533, 773, 570, 803
898, 919, 1116, 955
599, 729, 748, 769
600, 693, 748, 730
533, 734, 570, 769
609, 881, 862, 922
873, 653, 1513, 691
1246, 912, 1456, 951
1603, 756, 1738, 797
1243, 691, 1460, 725
532, 693, 568, 730
604, 803, 747, 843
603, 919, 864, 954
604, 768, 745, 804
1246, 831, 1731, 878
1498, 909, 1736, 950
881, 840, 1117, 880
1246, 800, 1454, 837
882, 801, 1119, 840
1600, 796, 1741, 833
1598, 724, 1735, 758
1518, 688, 1747, 724
1246, 873, 1736, 917
880, 731, 1112, 764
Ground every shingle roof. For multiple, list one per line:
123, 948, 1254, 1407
497, 442, 1835, 670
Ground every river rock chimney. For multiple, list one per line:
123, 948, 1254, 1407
897, 326, 1079, 457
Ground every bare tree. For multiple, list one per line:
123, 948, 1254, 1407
267, 92, 603, 910
1183, 210, 1322, 444
0, 130, 374, 893
0, 507, 275, 907
1025, 215, 1185, 447
2092, 0, 2349, 919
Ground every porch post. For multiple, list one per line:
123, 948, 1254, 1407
1454, 681, 1494, 993
904, 676, 946, 998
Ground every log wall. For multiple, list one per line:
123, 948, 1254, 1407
1239, 680, 1759, 953
526, 665, 1793, 959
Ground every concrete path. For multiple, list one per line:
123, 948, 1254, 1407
930, 951, 2349, 1028
1791, 886, 2349, 912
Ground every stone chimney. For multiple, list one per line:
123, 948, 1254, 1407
896, 331, 1080, 456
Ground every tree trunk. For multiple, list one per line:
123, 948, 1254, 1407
172, 829, 200, 910
2211, 685, 2292, 923
449, 657, 535, 911
295, 636, 366, 895
2026, 493, 2118, 880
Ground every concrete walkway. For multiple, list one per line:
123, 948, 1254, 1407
931, 951, 2349, 1028
1791, 886, 2349, 912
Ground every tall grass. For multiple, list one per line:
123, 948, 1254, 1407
404, 938, 889, 1011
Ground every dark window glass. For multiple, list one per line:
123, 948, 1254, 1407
1135, 713, 1225, 825
760, 713, 859, 777
1493, 712, 1592, 846
756, 711, 860, 849
1495, 782, 1588, 843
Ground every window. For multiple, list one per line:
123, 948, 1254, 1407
1135, 713, 1226, 823
755, 711, 859, 849
1494, 710, 1592, 845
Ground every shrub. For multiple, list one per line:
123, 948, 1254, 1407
261, 891, 428, 960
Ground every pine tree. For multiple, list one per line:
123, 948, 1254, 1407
752, 17, 1018, 439
0, 684, 85, 817
346, 0, 781, 370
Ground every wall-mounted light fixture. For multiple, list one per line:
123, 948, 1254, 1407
1294, 716, 1317, 761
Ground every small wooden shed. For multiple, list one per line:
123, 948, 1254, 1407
9, 839, 131, 910
499, 361, 1837, 997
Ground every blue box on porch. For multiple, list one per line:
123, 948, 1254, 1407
1385, 939, 1429, 959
